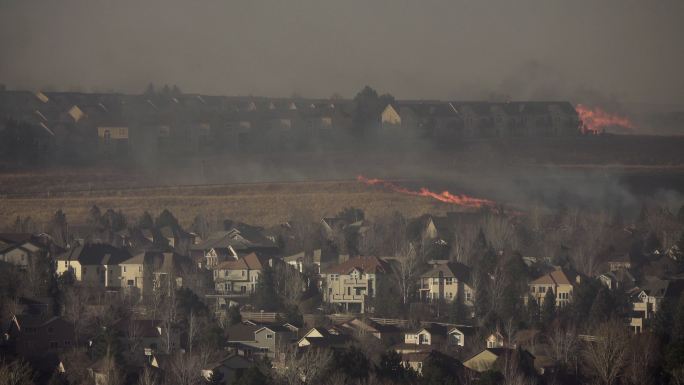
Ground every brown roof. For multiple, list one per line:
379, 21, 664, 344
216, 252, 269, 270
225, 323, 259, 342
530, 268, 572, 286
322, 256, 390, 274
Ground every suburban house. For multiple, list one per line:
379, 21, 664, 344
598, 268, 636, 290
464, 348, 535, 373
320, 256, 391, 313
284, 249, 322, 274
418, 261, 474, 306
528, 268, 575, 308
447, 326, 477, 348
201, 354, 255, 384
113, 319, 181, 355
607, 253, 632, 272
117, 251, 192, 298
297, 327, 352, 350
190, 226, 278, 269
55, 244, 132, 288
6, 314, 75, 358
397, 323, 448, 353
629, 278, 684, 333
486, 331, 510, 349
213, 253, 273, 295
0, 233, 47, 269
401, 350, 463, 376
337, 318, 402, 344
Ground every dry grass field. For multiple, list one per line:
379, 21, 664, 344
0, 177, 464, 230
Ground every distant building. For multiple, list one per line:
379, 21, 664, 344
320, 256, 391, 313
528, 268, 575, 308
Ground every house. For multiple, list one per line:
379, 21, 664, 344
463, 348, 535, 373
158, 225, 194, 254
397, 323, 448, 353
607, 253, 632, 272
629, 278, 684, 333
401, 350, 463, 376
201, 354, 255, 384
117, 251, 192, 298
297, 327, 352, 349
213, 253, 273, 295
337, 318, 402, 344
485, 331, 510, 349
0, 233, 46, 269
6, 314, 75, 358
400, 351, 429, 374
190, 226, 278, 269
320, 256, 391, 313
528, 268, 574, 308
598, 268, 636, 290
113, 319, 181, 355
418, 261, 474, 306
447, 326, 477, 348
253, 325, 298, 359
55, 244, 132, 288
284, 249, 322, 273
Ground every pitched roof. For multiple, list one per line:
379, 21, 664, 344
215, 252, 269, 270
530, 268, 572, 286
322, 256, 390, 275
421, 261, 471, 282
56, 243, 132, 265
225, 323, 259, 342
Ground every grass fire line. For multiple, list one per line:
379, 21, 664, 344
356, 175, 495, 209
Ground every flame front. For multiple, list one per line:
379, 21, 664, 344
576, 104, 635, 134
357, 175, 494, 208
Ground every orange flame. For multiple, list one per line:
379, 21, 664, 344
576, 104, 635, 134
357, 175, 495, 208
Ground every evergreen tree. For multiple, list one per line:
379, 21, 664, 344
232, 366, 269, 385
252, 265, 281, 311
541, 289, 556, 325
138, 211, 154, 229
155, 209, 179, 229
49, 209, 68, 247
227, 304, 242, 325
589, 287, 612, 325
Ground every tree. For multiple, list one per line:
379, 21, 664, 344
138, 211, 154, 229
49, 209, 68, 247
547, 323, 579, 373
375, 350, 415, 383
583, 320, 629, 385
0, 359, 34, 385
227, 304, 242, 325
137, 366, 159, 385
393, 243, 418, 306
273, 263, 304, 308
232, 366, 270, 385
252, 265, 280, 311
421, 351, 463, 385
155, 209, 179, 229
206, 370, 224, 385
350, 86, 395, 138
541, 289, 556, 325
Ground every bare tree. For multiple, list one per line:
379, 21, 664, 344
450, 226, 477, 265
277, 346, 333, 385
393, 243, 419, 306
169, 352, 203, 385
583, 320, 629, 385
63, 285, 91, 346
126, 317, 142, 356
624, 332, 659, 385
484, 214, 518, 251
547, 323, 579, 373
162, 290, 178, 354
137, 366, 159, 385
0, 359, 34, 385
273, 263, 305, 308
98, 352, 123, 385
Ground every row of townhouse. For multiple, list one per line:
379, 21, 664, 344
55, 243, 191, 297
0, 90, 583, 159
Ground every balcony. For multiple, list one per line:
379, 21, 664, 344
343, 278, 369, 286
331, 294, 365, 302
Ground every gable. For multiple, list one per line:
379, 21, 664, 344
381, 105, 401, 125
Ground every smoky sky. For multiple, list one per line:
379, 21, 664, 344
1, 0, 683, 104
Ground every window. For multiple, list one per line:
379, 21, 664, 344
64, 340, 71, 346
242, 271, 246, 277
49, 341, 58, 349
123, 266, 127, 273
266, 334, 273, 339
139, 266, 142, 272
539, 286, 546, 293
531, 286, 536, 293
127, 280, 134, 286
465, 292, 472, 302
445, 278, 453, 285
